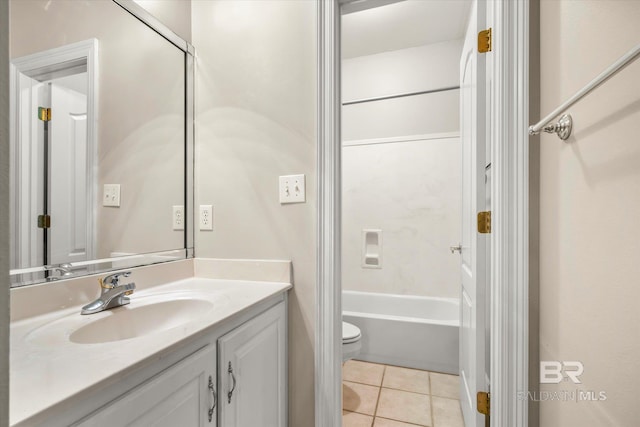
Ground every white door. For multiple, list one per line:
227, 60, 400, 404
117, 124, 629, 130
218, 302, 287, 427
459, 0, 489, 426
50, 79, 89, 265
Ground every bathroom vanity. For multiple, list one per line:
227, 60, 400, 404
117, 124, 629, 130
10, 260, 291, 427
8, 2, 292, 426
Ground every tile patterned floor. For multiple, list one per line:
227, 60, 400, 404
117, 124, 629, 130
343, 360, 464, 427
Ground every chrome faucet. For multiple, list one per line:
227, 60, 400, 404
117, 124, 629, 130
45, 263, 74, 281
81, 271, 136, 315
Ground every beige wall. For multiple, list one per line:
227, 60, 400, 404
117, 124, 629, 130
539, 1, 640, 425
1, 0, 11, 424
342, 137, 461, 298
191, 1, 316, 425
342, 40, 462, 298
342, 39, 463, 101
10, 0, 185, 260
133, 0, 192, 43
342, 40, 462, 141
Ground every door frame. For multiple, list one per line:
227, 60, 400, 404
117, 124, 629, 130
9, 39, 99, 268
315, 0, 530, 426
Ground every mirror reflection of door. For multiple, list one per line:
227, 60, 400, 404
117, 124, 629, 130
50, 73, 89, 265
10, 40, 97, 276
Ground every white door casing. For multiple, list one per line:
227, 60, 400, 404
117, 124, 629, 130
459, 0, 488, 426
12, 74, 46, 269
316, 1, 529, 425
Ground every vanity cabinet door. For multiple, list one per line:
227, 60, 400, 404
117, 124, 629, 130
76, 344, 218, 427
218, 302, 287, 427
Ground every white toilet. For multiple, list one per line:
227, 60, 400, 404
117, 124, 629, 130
342, 321, 362, 362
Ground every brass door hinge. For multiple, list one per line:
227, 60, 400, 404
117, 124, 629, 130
37, 214, 51, 229
477, 391, 490, 415
478, 28, 492, 53
477, 211, 491, 234
477, 391, 490, 426
38, 107, 51, 122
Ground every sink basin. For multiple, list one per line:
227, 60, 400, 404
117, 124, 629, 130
26, 292, 226, 346
70, 299, 214, 344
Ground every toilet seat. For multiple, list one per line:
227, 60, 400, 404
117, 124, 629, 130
342, 322, 361, 344
342, 321, 362, 362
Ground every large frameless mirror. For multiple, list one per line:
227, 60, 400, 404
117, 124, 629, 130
9, 0, 194, 287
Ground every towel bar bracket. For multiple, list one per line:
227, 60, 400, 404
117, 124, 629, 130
528, 113, 573, 141
528, 43, 640, 142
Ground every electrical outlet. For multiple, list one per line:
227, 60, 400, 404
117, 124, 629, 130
279, 174, 306, 204
173, 205, 184, 230
103, 184, 121, 207
199, 205, 213, 230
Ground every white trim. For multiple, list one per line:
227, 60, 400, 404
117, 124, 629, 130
86, 40, 99, 264
316, 0, 530, 426
489, 0, 529, 425
316, 0, 342, 426
10, 39, 99, 267
9, 63, 19, 268
343, 131, 460, 147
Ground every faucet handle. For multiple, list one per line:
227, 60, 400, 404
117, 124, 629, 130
101, 271, 132, 289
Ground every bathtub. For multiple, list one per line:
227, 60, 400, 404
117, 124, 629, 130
343, 290, 459, 374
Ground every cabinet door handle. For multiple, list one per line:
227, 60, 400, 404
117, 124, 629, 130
208, 375, 217, 422
227, 361, 237, 404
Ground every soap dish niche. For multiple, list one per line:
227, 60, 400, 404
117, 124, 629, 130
362, 229, 382, 269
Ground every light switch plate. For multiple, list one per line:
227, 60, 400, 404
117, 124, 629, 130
103, 184, 121, 207
279, 174, 306, 204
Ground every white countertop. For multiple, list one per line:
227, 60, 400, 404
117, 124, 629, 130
10, 277, 291, 426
